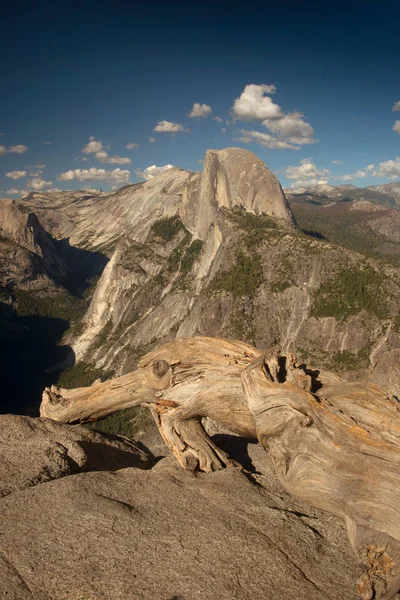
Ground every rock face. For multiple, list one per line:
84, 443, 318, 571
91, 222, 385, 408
18, 147, 294, 374
0, 196, 108, 415
18, 148, 294, 251
0, 414, 360, 600
0, 198, 68, 289
0, 415, 152, 497
182, 147, 294, 238
5, 147, 400, 408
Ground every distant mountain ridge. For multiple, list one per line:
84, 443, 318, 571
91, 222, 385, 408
285, 181, 400, 208
2, 148, 400, 416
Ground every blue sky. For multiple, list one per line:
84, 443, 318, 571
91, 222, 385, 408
1, 0, 400, 195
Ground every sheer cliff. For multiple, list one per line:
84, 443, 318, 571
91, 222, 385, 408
7, 147, 400, 407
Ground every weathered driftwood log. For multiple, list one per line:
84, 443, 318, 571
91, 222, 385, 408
42, 338, 260, 471
41, 336, 400, 599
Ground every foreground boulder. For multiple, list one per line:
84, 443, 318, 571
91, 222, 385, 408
0, 415, 358, 599
0, 414, 152, 497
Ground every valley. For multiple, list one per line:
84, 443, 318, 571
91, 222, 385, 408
1, 149, 400, 421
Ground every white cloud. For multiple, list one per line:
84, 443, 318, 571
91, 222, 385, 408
6, 170, 27, 179
336, 160, 400, 181
285, 158, 331, 187
392, 101, 400, 112
153, 121, 189, 133
0, 133, 3, 136
9, 145, 28, 154
126, 142, 139, 149
94, 150, 131, 164
6, 188, 19, 195
286, 156, 400, 188
213, 116, 223, 122
82, 136, 104, 154
188, 103, 212, 118
393, 120, 400, 134
262, 112, 315, 146
233, 84, 315, 149
58, 167, 131, 184
331, 160, 343, 165
148, 137, 157, 143
232, 84, 281, 121
44, 141, 51, 145
237, 129, 299, 150
221, 128, 227, 134
0, 144, 28, 155
29, 177, 53, 191
81, 138, 131, 163
370, 158, 400, 179
135, 164, 175, 181
336, 169, 370, 181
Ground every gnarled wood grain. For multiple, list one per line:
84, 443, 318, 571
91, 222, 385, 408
40, 337, 400, 599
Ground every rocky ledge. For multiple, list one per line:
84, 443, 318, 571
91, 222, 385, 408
0, 414, 363, 600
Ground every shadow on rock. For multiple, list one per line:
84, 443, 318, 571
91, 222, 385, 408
211, 434, 258, 472
77, 438, 159, 473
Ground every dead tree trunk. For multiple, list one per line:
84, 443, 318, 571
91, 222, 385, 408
241, 351, 400, 600
40, 336, 400, 599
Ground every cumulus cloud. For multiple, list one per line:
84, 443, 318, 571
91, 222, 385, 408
94, 150, 131, 164
25, 164, 45, 177
153, 121, 189, 133
81, 138, 131, 163
29, 177, 53, 191
331, 160, 343, 164
188, 103, 212, 118
213, 116, 223, 122
393, 120, 400, 134
336, 160, 400, 181
336, 169, 371, 181
286, 156, 400, 189
7, 189, 19, 195
262, 112, 315, 146
285, 158, 331, 187
58, 167, 131, 184
148, 137, 157, 143
233, 84, 315, 149
237, 130, 299, 150
392, 101, 400, 112
0, 144, 28, 155
233, 84, 281, 121
126, 142, 139, 149
370, 158, 400, 179
135, 164, 175, 181
44, 141, 51, 145
6, 170, 27, 179
9, 145, 28, 153
82, 136, 103, 154
221, 128, 227, 134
